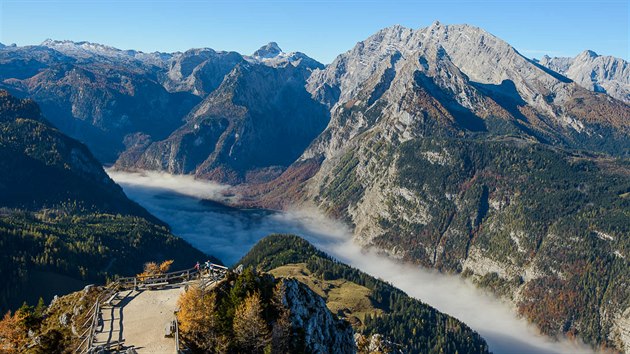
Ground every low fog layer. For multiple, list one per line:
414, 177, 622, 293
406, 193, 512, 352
108, 170, 597, 354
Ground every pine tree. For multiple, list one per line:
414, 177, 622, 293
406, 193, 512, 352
34, 297, 46, 319
271, 283, 291, 353
233, 292, 271, 353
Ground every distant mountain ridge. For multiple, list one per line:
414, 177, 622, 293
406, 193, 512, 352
40, 39, 173, 67
0, 42, 200, 162
538, 50, 630, 103
1, 31, 627, 168
0, 40, 328, 181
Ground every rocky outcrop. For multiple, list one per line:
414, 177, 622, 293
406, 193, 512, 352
278, 278, 355, 354
160, 48, 244, 96
240, 234, 490, 353
612, 307, 630, 353
539, 50, 630, 103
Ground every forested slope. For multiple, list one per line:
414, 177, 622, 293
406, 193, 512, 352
0, 90, 208, 312
240, 234, 490, 354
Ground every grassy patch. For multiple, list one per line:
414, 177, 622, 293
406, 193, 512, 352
270, 263, 382, 327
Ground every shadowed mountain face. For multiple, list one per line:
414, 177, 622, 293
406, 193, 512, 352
0, 90, 151, 216
0, 90, 208, 311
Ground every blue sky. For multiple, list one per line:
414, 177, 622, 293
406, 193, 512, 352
1, 0, 628, 63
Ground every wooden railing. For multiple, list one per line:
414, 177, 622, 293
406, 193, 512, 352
122, 268, 192, 289
174, 316, 181, 353
74, 283, 119, 353
74, 265, 228, 354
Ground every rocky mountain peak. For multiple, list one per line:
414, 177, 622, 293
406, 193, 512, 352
538, 49, 630, 103
253, 41, 283, 58
304, 20, 629, 170
162, 47, 244, 96
377, 24, 409, 35
427, 19, 445, 32
40, 38, 58, 46
247, 42, 322, 70
578, 49, 599, 59
308, 20, 548, 109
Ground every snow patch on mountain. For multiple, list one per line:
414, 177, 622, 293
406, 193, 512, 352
40, 39, 172, 67
247, 42, 323, 70
252, 41, 283, 58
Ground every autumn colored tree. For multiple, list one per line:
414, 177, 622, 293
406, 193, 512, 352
159, 259, 174, 273
233, 291, 271, 353
175, 270, 312, 353
0, 310, 28, 353
137, 259, 174, 280
177, 285, 220, 351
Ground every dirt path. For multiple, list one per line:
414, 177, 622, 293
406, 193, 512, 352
90, 273, 224, 353
92, 286, 183, 353
120, 286, 183, 353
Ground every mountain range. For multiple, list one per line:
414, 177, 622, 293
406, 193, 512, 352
1, 21, 629, 352
275, 23, 629, 351
538, 49, 630, 104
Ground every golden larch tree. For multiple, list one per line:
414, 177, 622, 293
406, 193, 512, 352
0, 310, 27, 353
176, 285, 218, 351
233, 291, 271, 353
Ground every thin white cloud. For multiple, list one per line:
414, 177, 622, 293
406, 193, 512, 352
106, 169, 231, 200
108, 170, 600, 354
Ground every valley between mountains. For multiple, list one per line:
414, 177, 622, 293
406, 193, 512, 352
1, 20, 629, 353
